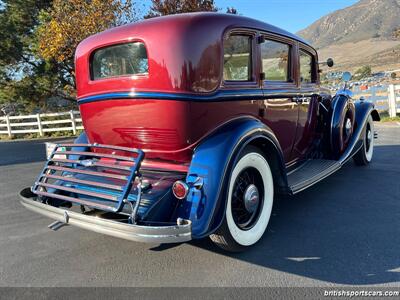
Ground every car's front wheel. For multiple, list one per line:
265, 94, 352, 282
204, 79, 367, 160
353, 115, 374, 166
210, 146, 274, 252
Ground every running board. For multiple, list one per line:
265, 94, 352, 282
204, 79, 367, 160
287, 159, 341, 194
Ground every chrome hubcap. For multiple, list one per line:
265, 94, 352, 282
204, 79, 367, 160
345, 118, 352, 135
231, 167, 264, 230
243, 184, 259, 213
367, 130, 372, 142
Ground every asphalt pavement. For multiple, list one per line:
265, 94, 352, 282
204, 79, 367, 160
0, 123, 399, 287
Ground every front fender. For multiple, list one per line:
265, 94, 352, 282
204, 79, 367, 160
354, 101, 380, 126
178, 117, 285, 239
338, 100, 379, 164
330, 94, 356, 158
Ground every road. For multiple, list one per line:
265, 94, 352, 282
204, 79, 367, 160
0, 124, 399, 287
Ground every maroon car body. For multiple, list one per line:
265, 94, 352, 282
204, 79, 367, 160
20, 13, 380, 251
75, 13, 325, 165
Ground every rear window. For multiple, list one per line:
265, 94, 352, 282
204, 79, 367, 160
91, 42, 148, 80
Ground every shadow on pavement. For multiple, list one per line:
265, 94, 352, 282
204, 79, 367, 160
0, 138, 72, 166
190, 145, 400, 285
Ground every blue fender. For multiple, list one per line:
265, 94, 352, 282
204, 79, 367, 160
330, 94, 356, 158
177, 116, 286, 239
354, 100, 380, 124
74, 131, 88, 144
69, 131, 89, 160
338, 100, 380, 164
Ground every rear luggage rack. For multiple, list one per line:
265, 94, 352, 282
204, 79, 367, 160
32, 143, 144, 215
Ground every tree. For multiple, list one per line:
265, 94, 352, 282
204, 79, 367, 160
0, 0, 139, 114
355, 65, 372, 79
393, 27, 400, 39
36, 0, 139, 100
145, 0, 218, 18
0, 0, 53, 113
226, 7, 238, 14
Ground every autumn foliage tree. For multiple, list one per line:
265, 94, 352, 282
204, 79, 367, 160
394, 28, 400, 39
1, 0, 238, 114
37, 0, 139, 99
226, 7, 238, 14
0, 0, 139, 113
145, 0, 218, 18
0, 0, 53, 113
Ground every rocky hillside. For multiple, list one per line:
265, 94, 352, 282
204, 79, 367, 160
297, 0, 400, 71
298, 0, 400, 48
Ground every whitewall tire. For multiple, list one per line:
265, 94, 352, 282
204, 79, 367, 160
210, 146, 274, 252
354, 115, 374, 166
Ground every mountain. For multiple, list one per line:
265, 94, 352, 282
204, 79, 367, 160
298, 0, 400, 48
297, 0, 400, 71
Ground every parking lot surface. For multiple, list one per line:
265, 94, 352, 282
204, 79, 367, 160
0, 123, 399, 287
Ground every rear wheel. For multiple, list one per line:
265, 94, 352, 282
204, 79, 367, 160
354, 115, 374, 166
210, 146, 274, 252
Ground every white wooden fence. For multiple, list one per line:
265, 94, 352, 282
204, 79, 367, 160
388, 84, 400, 117
1, 85, 399, 138
353, 84, 400, 117
0, 110, 83, 137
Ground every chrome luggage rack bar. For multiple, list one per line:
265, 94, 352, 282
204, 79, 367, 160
31, 143, 145, 215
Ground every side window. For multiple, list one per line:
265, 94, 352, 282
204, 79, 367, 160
223, 35, 252, 81
299, 50, 315, 84
261, 39, 290, 82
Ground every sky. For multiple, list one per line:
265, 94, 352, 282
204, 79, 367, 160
142, 0, 359, 33
216, 0, 359, 32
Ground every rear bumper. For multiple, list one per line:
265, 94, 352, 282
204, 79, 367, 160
19, 188, 192, 244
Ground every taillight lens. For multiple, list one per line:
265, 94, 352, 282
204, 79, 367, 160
172, 180, 189, 199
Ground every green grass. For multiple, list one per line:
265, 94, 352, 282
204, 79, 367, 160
380, 116, 400, 122
378, 112, 400, 122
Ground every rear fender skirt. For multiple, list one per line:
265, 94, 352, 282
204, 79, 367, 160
177, 116, 286, 238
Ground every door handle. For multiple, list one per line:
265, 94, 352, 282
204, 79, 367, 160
301, 97, 309, 104
292, 97, 303, 104
292, 97, 309, 104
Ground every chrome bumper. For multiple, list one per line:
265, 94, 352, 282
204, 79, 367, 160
19, 188, 192, 244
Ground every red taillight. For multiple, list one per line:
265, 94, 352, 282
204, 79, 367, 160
172, 180, 189, 199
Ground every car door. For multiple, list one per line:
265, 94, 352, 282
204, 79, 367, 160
260, 34, 299, 164
290, 46, 319, 160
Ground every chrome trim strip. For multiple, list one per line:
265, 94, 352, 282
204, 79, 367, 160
59, 150, 135, 162
77, 89, 320, 104
20, 189, 192, 243
51, 158, 132, 171
78, 90, 264, 104
43, 174, 123, 191
35, 182, 118, 201
46, 165, 128, 180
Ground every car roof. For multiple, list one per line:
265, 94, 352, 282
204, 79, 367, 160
87, 12, 311, 48
75, 12, 315, 98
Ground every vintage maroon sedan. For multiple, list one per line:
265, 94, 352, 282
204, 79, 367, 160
20, 13, 379, 251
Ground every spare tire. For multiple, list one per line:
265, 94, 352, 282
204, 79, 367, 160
330, 95, 355, 158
